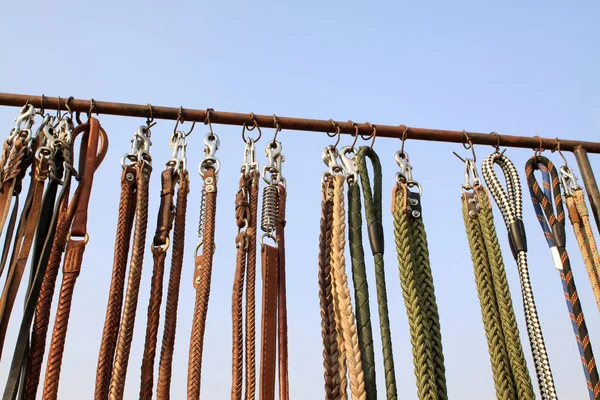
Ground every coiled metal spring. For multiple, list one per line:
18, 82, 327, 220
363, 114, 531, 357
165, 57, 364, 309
261, 184, 279, 233
197, 186, 206, 242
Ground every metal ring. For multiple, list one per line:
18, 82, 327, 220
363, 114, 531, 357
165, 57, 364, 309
151, 237, 170, 254
66, 232, 90, 245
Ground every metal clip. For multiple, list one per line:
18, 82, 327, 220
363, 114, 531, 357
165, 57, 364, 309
121, 125, 152, 168
199, 133, 221, 177
395, 151, 422, 195
559, 165, 580, 197
462, 159, 481, 191
339, 146, 358, 183
262, 141, 284, 185
241, 139, 258, 176
166, 130, 187, 172
9, 104, 36, 144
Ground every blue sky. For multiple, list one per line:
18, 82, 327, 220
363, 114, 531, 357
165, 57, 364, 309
1, 1, 600, 398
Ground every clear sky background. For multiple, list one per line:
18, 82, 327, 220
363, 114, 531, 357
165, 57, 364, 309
1, 1, 600, 398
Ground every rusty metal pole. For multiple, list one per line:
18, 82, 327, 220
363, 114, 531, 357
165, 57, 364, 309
1, 92, 600, 153
574, 145, 600, 232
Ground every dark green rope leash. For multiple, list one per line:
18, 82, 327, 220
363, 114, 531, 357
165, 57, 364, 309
354, 146, 397, 400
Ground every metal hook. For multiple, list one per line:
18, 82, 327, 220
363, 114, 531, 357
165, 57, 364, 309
533, 135, 544, 160
39, 94, 45, 116
399, 124, 409, 156
271, 114, 281, 147
174, 107, 196, 137
327, 119, 341, 149
348, 120, 359, 152
65, 96, 74, 119
89, 98, 98, 116
56, 96, 62, 120
146, 104, 155, 128
489, 131, 501, 153
204, 108, 215, 138
242, 112, 262, 143
365, 122, 377, 150
552, 137, 568, 167
461, 130, 476, 162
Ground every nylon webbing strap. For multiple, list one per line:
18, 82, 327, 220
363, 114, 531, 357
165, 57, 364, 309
350, 146, 396, 400
392, 182, 448, 400
525, 155, 600, 399
482, 152, 558, 400
462, 184, 534, 400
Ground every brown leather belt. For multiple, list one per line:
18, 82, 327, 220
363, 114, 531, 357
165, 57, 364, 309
231, 140, 260, 400
41, 116, 108, 400
94, 125, 152, 400
259, 140, 288, 400
188, 133, 220, 399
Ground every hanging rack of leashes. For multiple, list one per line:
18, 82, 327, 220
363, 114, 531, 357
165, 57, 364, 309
0, 93, 600, 400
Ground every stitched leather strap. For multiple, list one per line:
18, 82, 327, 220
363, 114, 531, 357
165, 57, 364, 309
260, 244, 279, 400
139, 168, 178, 400
94, 166, 137, 400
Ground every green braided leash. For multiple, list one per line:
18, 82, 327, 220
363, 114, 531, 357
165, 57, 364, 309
355, 146, 397, 400
348, 181, 378, 399
463, 186, 534, 400
392, 152, 447, 400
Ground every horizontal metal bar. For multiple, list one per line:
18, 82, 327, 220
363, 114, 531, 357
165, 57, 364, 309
0, 92, 598, 153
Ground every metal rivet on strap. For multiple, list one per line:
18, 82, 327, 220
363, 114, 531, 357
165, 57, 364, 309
206, 185, 214, 192
205, 177, 214, 184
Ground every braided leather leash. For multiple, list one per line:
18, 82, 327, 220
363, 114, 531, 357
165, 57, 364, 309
140, 130, 188, 400
525, 155, 600, 399
102, 126, 153, 400
187, 133, 220, 399
392, 151, 448, 400
560, 165, 600, 312
460, 159, 534, 400
481, 151, 558, 400
41, 117, 107, 400
3, 117, 74, 400
318, 169, 341, 399
156, 169, 189, 400
231, 137, 260, 400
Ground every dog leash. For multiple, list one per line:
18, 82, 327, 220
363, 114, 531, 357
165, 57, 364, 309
392, 150, 448, 400
460, 158, 534, 400
525, 155, 600, 399
231, 138, 260, 400
187, 132, 220, 399
139, 130, 188, 400
559, 164, 600, 312
481, 151, 558, 400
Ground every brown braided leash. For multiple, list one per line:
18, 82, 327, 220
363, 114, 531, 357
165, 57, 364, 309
139, 167, 179, 400
108, 126, 153, 400
187, 130, 220, 400
41, 117, 108, 400
318, 177, 340, 399
231, 167, 260, 400
156, 170, 189, 400
93, 166, 138, 400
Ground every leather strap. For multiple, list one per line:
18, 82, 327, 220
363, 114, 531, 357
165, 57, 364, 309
0, 156, 47, 354
276, 185, 289, 400
41, 117, 106, 400
139, 168, 178, 400
156, 171, 189, 400
187, 168, 218, 399
94, 166, 137, 400
259, 244, 279, 400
